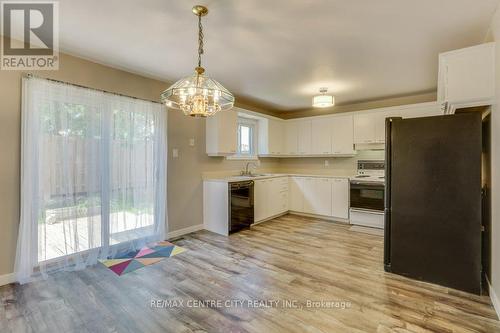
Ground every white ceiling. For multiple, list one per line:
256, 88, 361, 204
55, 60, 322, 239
37, 1, 500, 111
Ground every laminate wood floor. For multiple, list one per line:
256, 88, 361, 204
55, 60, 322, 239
1, 214, 499, 333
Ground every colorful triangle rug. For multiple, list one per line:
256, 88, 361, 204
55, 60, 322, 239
99, 241, 186, 276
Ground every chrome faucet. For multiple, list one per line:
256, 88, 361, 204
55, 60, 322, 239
241, 162, 258, 176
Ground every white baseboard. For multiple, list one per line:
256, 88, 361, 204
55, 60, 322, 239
167, 224, 204, 239
488, 277, 500, 320
0, 273, 16, 287
288, 211, 350, 224
253, 212, 288, 225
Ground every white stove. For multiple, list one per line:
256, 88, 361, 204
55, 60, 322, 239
350, 174, 385, 183
350, 159, 385, 183
349, 160, 385, 229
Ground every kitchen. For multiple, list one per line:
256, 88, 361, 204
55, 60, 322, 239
203, 42, 493, 298
1, 1, 500, 332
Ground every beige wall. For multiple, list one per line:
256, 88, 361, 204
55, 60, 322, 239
166, 113, 280, 232
488, 4, 500, 310
0, 47, 282, 276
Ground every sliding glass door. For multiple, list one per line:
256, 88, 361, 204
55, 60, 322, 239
108, 107, 157, 246
38, 100, 101, 261
16, 77, 166, 282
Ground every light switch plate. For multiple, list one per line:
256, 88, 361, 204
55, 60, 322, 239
189, 138, 195, 147
172, 148, 179, 158
324, 160, 329, 167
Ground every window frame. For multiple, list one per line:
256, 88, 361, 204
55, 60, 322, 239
235, 117, 258, 159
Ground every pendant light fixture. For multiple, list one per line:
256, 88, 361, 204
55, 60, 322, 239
312, 87, 335, 108
161, 5, 235, 117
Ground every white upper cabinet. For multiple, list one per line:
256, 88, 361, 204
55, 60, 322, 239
268, 119, 284, 155
206, 109, 238, 156
311, 118, 332, 155
331, 115, 355, 155
209, 102, 440, 157
400, 102, 441, 119
298, 120, 312, 154
354, 109, 402, 145
259, 118, 284, 156
438, 43, 495, 113
353, 113, 377, 144
374, 112, 388, 143
285, 121, 299, 155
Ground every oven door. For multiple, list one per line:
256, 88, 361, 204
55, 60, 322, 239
350, 181, 385, 212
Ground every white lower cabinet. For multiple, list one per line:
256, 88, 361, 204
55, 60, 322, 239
254, 177, 289, 222
302, 177, 316, 214
277, 177, 289, 214
314, 178, 333, 216
254, 179, 268, 222
289, 177, 304, 211
288, 176, 349, 220
332, 178, 349, 219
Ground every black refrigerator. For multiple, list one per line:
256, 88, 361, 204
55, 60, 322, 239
384, 112, 482, 294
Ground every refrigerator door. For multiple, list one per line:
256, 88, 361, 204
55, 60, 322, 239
388, 113, 482, 294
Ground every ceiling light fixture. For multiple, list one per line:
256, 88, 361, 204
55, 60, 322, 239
161, 5, 235, 117
312, 87, 335, 108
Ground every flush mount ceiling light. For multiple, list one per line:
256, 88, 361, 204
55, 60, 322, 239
312, 87, 335, 108
161, 5, 235, 117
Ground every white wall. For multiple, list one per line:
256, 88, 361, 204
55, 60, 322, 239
488, 2, 500, 313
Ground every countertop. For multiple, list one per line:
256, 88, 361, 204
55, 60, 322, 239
203, 173, 353, 183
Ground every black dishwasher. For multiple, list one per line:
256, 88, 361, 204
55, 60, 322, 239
228, 181, 254, 234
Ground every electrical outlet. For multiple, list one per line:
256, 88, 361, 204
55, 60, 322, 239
172, 148, 179, 158
189, 138, 195, 147
324, 160, 329, 167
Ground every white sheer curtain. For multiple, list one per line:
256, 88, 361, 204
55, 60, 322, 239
16, 77, 167, 283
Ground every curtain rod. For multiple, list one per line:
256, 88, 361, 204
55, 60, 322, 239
24, 73, 163, 105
